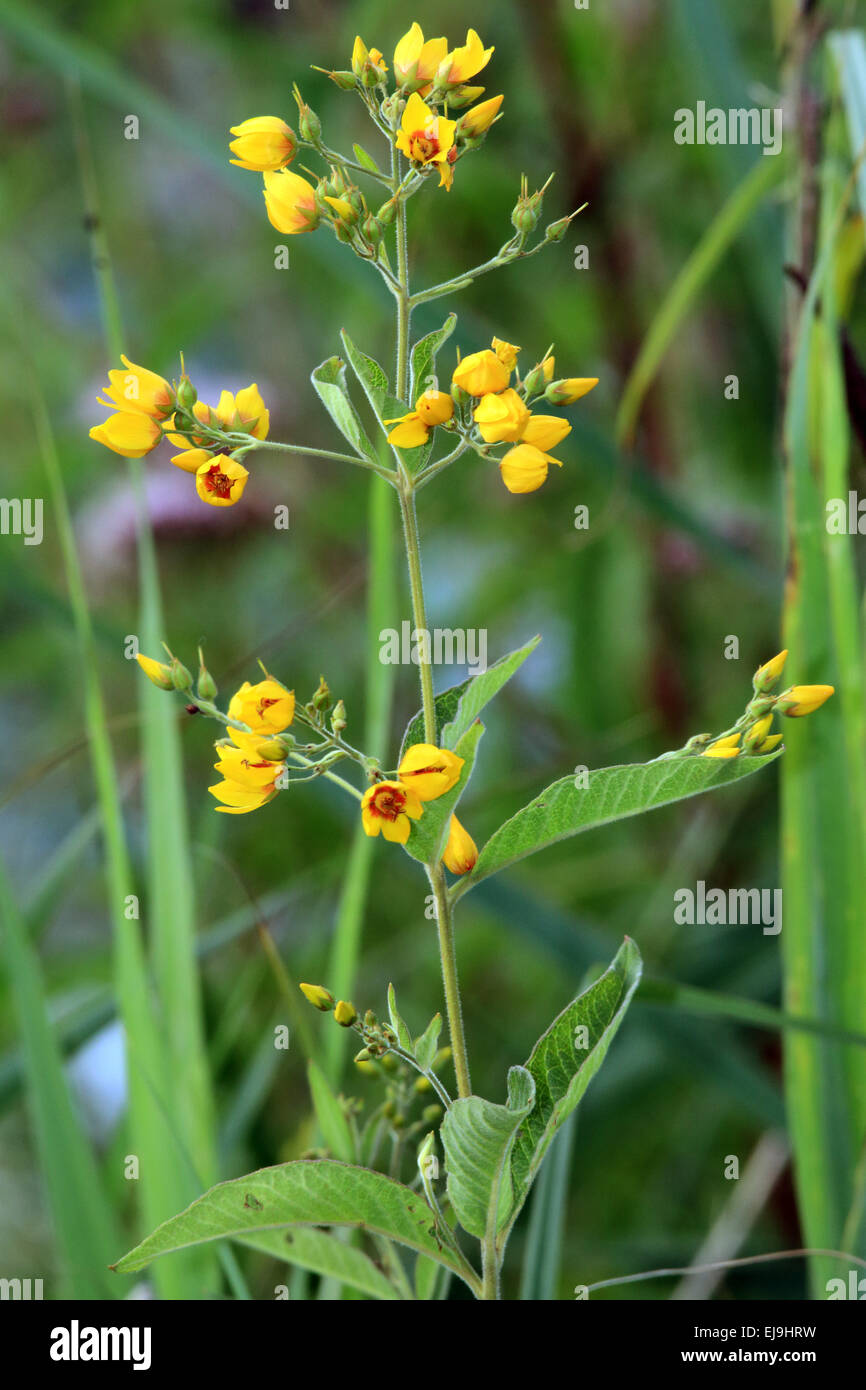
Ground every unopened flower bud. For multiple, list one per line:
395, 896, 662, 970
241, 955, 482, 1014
545, 377, 599, 406
328, 70, 357, 91
136, 653, 174, 691
293, 87, 322, 145
334, 999, 357, 1027
362, 214, 383, 246
331, 699, 347, 735
196, 648, 217, 700
363, 1009, 378, 1029
354, 1046, 373, 1063
753, 649, 788, 693
256, 738, 287, 761
376, 196, 399, 227
175, 376, 197, 411
776, 685, 835, 717
299, 983, 335, 1012
313, 676, 331, 711
169, 656, 193, 693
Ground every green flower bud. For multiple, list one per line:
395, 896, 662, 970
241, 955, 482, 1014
169, 656, 192, 693
196, 647, 217, 701
175, 376, 197, 411
328, 70, 357, 91
331, 699, 347, 735
312, 676, 331, 711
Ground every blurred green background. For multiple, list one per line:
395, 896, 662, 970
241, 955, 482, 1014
1, 0, 863, 1300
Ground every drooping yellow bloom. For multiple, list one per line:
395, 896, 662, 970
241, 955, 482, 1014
491, 337, 520, 370
209, 730, 285, 814
393, 23, 447, 87
263, 168, 320, 234
97, 355, 173, 418
546, 377, 599, 406
395, 92, 456, 188
397, 744, 464, 800
499, 442, 563, 494
361, 780, 423, 844
452, 349, 510, 397
458, 95, 503, 140
474, 388, 530, 443
702, 732, 741, 759
439, 29, 494, 85
89, 411, 162, 459
228, 679, 295, 734
753, 649, 788, 692
229, 117, 297, 172
136, 653, 173, 690
779, 685, 835, 717
442, 815, 477, 875
521, 414, 572, 452
195, 455, 249, 507
385, 390, 453, 447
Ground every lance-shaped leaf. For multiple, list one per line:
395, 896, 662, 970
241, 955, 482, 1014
340, 329, 390, 420
311, 355, 377, 461
441, 1066, 536, 1239
237, 1225, 401, 1301
457, 750, 783, 896
410, 313, 457, 401
404, 720, 483, 866
111, 1160, 474, 1287
400, 635, 540, 758
510, 938, 642, 1209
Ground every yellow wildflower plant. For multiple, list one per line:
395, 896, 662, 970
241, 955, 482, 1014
229, 116, 297, 171
393, 22, 447, 88
491, 336, 520, 370
452, 348, 511, 397
227, 679, 295, 734
385, 389, 453, 447
89, 411, 162, 459
262, 168, 320, 234
97, 355, 173, 419
777, 684, 835, 717
438, 29, 494, 86
458, 96, 504, 141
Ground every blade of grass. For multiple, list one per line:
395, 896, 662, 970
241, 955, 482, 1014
615, 155, 786, 446
518, 1113, 577, 1301
0, 863, 119, 1298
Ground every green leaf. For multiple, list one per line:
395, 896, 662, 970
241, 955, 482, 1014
441, 1066, 536, 1239
238, 1225, 401, 1300
400, 635, 540, 758
414, 1252, 442, 1300
404, 721, 483, 865
511, 938, 642, 1205
339, 329, 390, 420
307, 1061, 355, 1163
353, 142, 382, 176
459, 750, 782, 894
311, 355, 377, 460
387, 983, 413, 1051
112, 1160, 473, 1287
410, 312, 458, 401
414, 1013, 443, 1072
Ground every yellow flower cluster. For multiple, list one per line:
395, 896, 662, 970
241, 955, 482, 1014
701, 651, 834, 759
360, 742, 477, 874
384, 338, 598, 493
90, 356, 268, 509
230, 23, 502, 229
210, 678, 295, 814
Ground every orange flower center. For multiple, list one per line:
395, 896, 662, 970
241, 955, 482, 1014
408, 128, 440, 163
369, 785, 406, 821
255, 697, 281, 717
203, 462, 234, 499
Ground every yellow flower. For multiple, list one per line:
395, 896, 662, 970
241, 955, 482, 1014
439, 29, 494, 85
228, 679, 295, 734
385, 390, 453, 447
209, 731, 285, 814
779, 685, 835, 717
97, 355, 173, 418
743, 714, 774, 751
361, 780, 423, 844
458, 95, 503, 140
263, 168, 320, 234
324, 195, 355, 221
753, 649, 788, 692
229, 117, 297, 172
393, 23, 447, 87
543, 356, 556, 382
136, 653, 173, 690
443, 815, 477, 875
474, 388, 530, 443
491, 337, 520, 370
397, 743, 464, 801
702, 732, 741, 759
195, 455, 250, 507
521, 414, 572, 451
452, 349, 510, 396
334, 1000, 357, 1027
546, 377, 599, 406
352, 37, 387, 80
395, 92, 456, 187
499, 442, 563, 494
89, 411, 162, 459
755, 733, 783, 753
